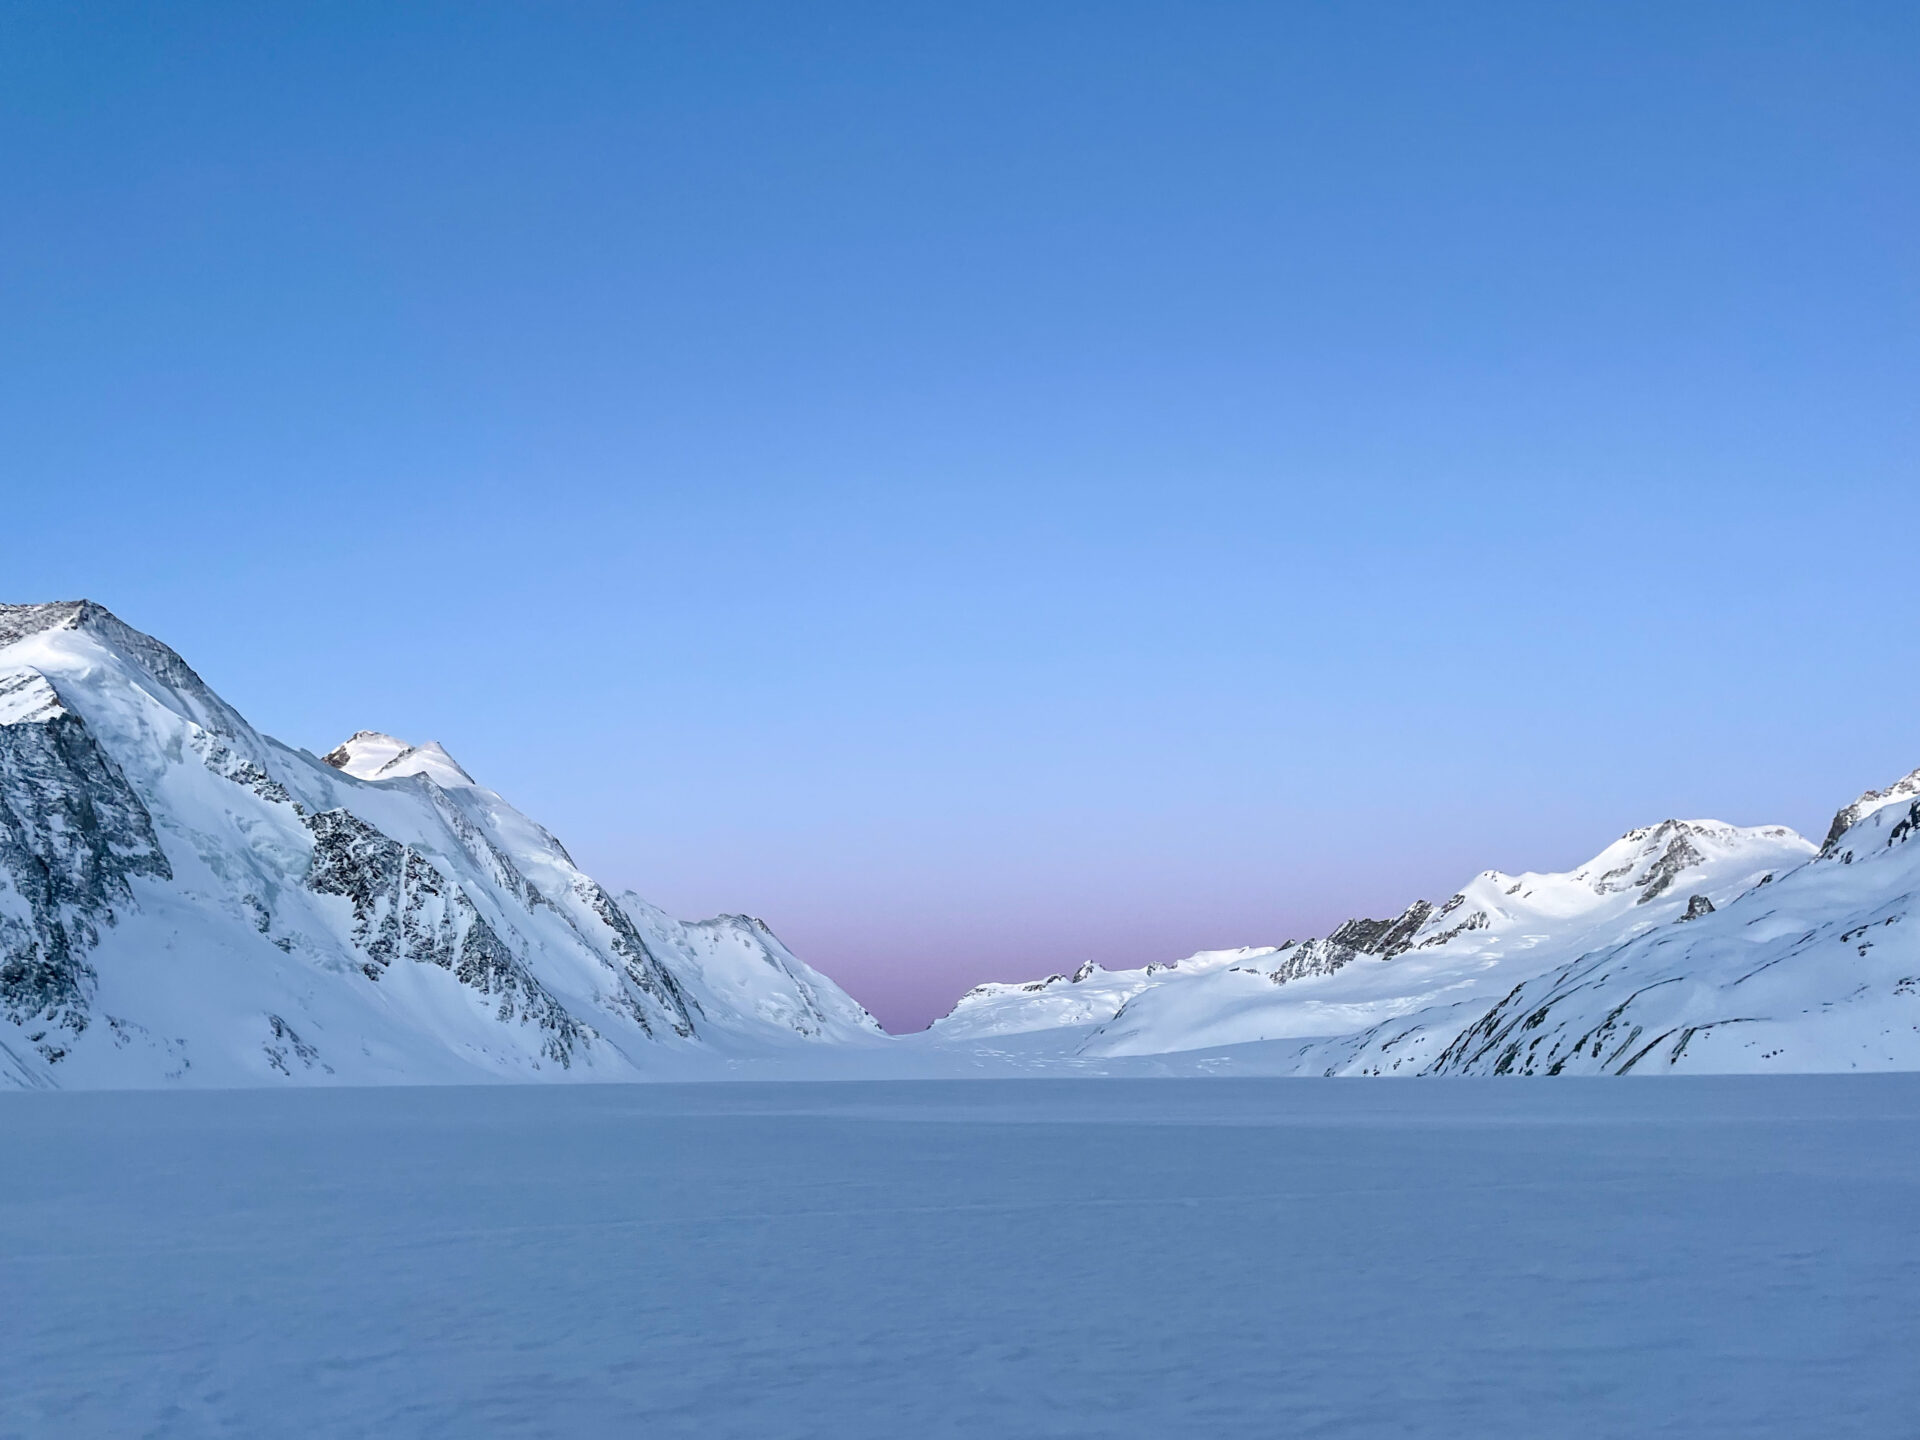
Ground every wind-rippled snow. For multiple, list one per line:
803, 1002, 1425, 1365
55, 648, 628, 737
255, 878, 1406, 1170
4, 1078, 1917, 1438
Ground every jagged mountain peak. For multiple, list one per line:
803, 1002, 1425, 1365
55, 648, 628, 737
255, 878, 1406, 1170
322, 732, 475, 788
1565, 818, 1801, 904
0, 599, 116, 645
1820, 766, 1920, 856
2, 601, 223, 710
0, 599, 259, 754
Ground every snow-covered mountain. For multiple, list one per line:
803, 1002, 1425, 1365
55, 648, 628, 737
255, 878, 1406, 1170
922, 798, 1920, 1074
7, 598, 1919, 1087
0, 601, 881, 1089
933, 821, 1810, 1049
1394, 775, 1920, 1075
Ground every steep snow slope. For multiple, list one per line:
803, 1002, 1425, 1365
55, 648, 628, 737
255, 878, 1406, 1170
0, 601, 879, 1089
1385, 770, 1920, 1075
926, 820, 1816, 1061
619, 896, 885, 1043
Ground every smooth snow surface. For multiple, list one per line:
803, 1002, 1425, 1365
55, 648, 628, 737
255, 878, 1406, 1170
2, 1079, 1915, 1438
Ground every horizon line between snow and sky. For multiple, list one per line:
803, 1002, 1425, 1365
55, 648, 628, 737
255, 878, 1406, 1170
4, 2, 1917, 1029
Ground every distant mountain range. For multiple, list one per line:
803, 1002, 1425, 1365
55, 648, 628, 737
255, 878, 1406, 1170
4, 600, 1916, 1086
927, 783, 1920, 1075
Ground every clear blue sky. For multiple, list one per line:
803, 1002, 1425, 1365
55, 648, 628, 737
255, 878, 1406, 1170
4, 2, 1916, 1029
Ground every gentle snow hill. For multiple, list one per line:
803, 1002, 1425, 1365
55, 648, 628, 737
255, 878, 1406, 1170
0, 600, 881, 1089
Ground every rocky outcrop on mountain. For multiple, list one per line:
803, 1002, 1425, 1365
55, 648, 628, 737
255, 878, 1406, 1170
0, 670, 171, 1061
1252, 901, 1442, 988
1821, 770, 1920, 855
1821, 768, 1920, 858
302, 806, 586, 1061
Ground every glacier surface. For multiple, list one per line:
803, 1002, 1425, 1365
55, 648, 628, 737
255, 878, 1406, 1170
3, 1077, 1916, 1438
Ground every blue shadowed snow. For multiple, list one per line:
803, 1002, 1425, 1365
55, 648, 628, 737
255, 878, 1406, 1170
4, 1078, 1918, 1437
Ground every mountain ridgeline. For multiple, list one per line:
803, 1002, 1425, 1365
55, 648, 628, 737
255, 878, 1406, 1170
3, 600, 1918, 1086
930, 807, 1920, 1074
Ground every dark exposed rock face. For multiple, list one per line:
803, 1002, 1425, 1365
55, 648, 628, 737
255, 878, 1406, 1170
1632, 833, 1705, 904
576, 878, 697, 1036
264, 1014, 330, 1076
194, 733, 294, 805
1888, 801, 1920, 848
0, 676, 171, 1060
1681, 894, 1716, 921
1821, 769, 1920, 855
303, 807, 587, 1065
1330, 902, 1435, 958
1264, 900, 1436, 986
1417, 905, 1491, 949
1587, 821, 1713, 904
420, 786, 553, 915
317, 768, 698, 1039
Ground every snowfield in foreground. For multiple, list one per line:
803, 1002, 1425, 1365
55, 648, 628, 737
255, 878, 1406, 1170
3, 1078, 1915, 1438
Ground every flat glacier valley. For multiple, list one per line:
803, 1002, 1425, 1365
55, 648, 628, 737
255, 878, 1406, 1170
4, 1077, 1917, 1439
